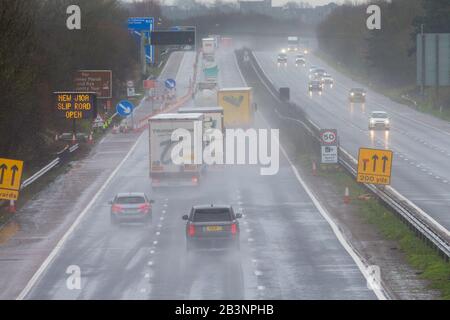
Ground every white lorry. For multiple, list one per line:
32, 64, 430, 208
178, 107, 225, 167
178, 106, 224, 135
287, 36, 299, 52
202, 38, 215, 62
149, 113, 204, 187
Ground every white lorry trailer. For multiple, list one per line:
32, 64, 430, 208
149, 113, 204, 187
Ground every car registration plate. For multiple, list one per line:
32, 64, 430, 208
206, 226, 223, 232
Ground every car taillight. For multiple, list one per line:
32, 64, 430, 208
192, 176, 198, 184
112, 204, 123, 213
231, 223, 237, 235
188, 224, 195, 236
139, 203, 151, 213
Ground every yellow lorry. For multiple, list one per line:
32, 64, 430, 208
217, 87, 255, 128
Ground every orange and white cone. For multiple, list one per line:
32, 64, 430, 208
88, 132, 93, 144
344, 187, 350, 204
312, 161, 317, 176
8, 200, 16, 213
72, 133, 76, 145
55, 134, 59, 141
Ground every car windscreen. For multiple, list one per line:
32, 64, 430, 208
192, 209, 232, 222
115, 196, 145, 204
372, 113, 388, 118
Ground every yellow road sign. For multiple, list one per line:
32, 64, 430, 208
0, 158, 24, 200
357, 148, 393, 185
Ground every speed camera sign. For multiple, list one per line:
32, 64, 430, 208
320, 129, 338, 164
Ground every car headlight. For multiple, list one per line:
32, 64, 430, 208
351, 93, 354, 96
385, 119, 390, 124
370, 119, 375, 124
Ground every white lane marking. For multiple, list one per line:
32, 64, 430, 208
248, 238, 254, 242
150, 250, 155, 254
241, 51, 387, 299
160, 217, 164, 221
148, 261, 153, 266
153, 241, 158, 245
140, 288, 147, 293
257, 111, 388, 300
254, 270, 263, 276
156, 232, 161, 236
157, 224, 162, 228
144, 273, 150, 279
162, 210, 166, 214
17, 130, 147, 300
257, 285, 265, 290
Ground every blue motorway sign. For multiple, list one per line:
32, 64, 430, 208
165, 79, 176, 89
116, 100, 134, 117
128, 17, 154, 31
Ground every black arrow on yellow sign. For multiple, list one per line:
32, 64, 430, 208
0, 163, 6, 184
11, 165, 19, 186
362, 159, 369, 171
382, 155, 389, 173
372, 154, 378, 172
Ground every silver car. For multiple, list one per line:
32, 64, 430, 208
109, 192, 154, 225
369, 111, 390, 130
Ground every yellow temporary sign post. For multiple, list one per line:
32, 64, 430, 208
357, 148, 393, 185
0, 158, 24, 200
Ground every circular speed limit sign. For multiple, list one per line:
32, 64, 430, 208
320, 130, 337, 145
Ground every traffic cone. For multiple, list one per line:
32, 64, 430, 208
8, 200, 16, 213
72, 133, 76, 145
312, 161, 317, 176
88, 132, 94, 144
55, 134, 59, 141
344, 187, 350, 204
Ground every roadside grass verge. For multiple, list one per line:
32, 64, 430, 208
319, 165, 450, 300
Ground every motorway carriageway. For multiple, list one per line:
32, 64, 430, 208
20, 48, 381, 300
254, 49, 450, 233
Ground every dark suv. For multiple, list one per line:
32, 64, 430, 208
183, 205, 242, 251
109, 192, 154, 225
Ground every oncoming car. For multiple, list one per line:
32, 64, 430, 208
183, 204, 242, 251
295, 55, 306, 67
369, 111, 390, 130
321, 73, 334, 87
109, 192, 154, 225
349, 88, 366, 103
277, 53, 288, 66
308, 80, 323, 95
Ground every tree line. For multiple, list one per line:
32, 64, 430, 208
0, 0, 160, 164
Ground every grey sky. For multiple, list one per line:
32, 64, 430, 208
158, 0, 347, 8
